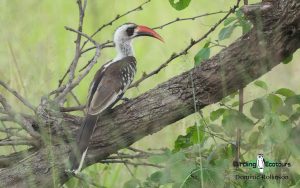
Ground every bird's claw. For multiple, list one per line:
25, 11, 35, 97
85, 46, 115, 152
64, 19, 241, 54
65, 169, 79, 176
121, 97, 131, 102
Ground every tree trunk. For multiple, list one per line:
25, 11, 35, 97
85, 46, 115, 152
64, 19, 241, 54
0, 0, 299, 187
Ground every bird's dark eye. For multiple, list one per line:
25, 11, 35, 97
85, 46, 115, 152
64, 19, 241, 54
126, 27, 135, 37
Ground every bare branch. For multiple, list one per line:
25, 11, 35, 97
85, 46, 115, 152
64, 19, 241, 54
0, 139, 35, 146
100, 159, 164, 168
152, 11, 227, 30
0, 94, 12, 112
67, 0, 87, 92
60, 105, 85, 112
0, 94, 39, 139
80, 41, 114, 56
8, 43, 28, 97
0, 115, 14, 122
53, 28, 101, 102
0, 80, 35, 111
66, 172, 105, 188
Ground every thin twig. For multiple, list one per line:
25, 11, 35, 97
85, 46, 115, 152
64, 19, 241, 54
152, 11, 227, 30
0, 139, 35, 146
8, 42, 28, 97
60, 105, 85, 112
117, 153, 135, 177
106, 153, 148, 160
0, 115, 14, 122
0, 80, 35, 111
80, 0, 151, 51
58, 41, 112, 86
127, 146, 154, 155
0, 121, 17, 152
54, 28, 101, 102
130, 1, 241, 88
0, 125, 31, 141
101, 159, 164, 168
0, 94, 12, 112
66, 0, 87, 91
67, 172, 105, 188
80, 41, 114, 56
0, 94, 39, 139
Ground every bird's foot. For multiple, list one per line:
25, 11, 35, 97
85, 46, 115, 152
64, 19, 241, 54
65, 169, 80, 176
121, 97, 131, 103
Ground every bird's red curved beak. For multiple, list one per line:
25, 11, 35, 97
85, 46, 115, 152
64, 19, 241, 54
136, 25, 164, 42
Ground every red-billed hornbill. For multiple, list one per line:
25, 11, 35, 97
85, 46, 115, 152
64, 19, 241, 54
69, 23, 163, 174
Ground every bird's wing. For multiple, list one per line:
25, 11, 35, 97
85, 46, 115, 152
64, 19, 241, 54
87, 73, 122, 115
87, 57, 136, 115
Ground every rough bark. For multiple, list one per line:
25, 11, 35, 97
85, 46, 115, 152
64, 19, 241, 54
0, 0, 299, 187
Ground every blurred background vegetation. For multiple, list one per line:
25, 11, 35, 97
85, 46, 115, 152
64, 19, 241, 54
0, 0, 300, 187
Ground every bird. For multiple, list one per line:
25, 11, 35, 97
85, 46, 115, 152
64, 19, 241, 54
69, 23, 163, 174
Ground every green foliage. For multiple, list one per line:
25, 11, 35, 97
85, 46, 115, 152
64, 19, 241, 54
218, 25, 236, 41
224, 17, 237, 26
218, 8, 252, 41
210, 108, 226, 121
222, 109, 253, 136
254, 80, 268, 91
134, 81, 300, 188
283, 54, 293, 64
194, 41, 210, 66
276, 88, 296, 97
168, 0, 192, 10
123, 178, 140, 188
174, 124, 205, 152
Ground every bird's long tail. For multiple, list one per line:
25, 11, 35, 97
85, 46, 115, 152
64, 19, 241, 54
69, 114, 98, 173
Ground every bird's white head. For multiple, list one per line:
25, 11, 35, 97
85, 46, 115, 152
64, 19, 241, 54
113, 23, 163, 60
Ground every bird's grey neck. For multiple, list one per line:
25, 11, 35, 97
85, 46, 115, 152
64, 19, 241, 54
114, 41, 133, 61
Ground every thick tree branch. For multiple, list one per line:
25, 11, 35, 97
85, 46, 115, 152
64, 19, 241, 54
0, 0, 299, 187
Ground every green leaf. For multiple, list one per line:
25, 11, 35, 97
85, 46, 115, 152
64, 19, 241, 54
174, 125, 205, 151
235, 9, 243, 19
267, 94, 283, 112
224, 17, 237, 26
264, 116, 290, 143
123, 178, 140, 188
285, 95, 300, 106
210, 108, 226, 121
254, 80, 268, 91
168, 0, 191, 10
231, 101, 239, 107
290, 107, 300, 122
282, 54, 293, 64
235, 9, 251, 34
276, 88, 296, 97
194, 41, 210, 66
278, 104, 293, 117
149, 171, 163, 183
250, 98, 268, 119
174, 135, 192, 152
240, 20, 251, 34
209, 124, 223, 133
218, 25, 236, 41
248, 131, 260, 145
189, 125, 205, 144
168, 157, 196, 184
222, 110, 253, 136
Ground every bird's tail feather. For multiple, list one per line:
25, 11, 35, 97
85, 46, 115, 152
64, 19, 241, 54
69, 114, 98, 173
